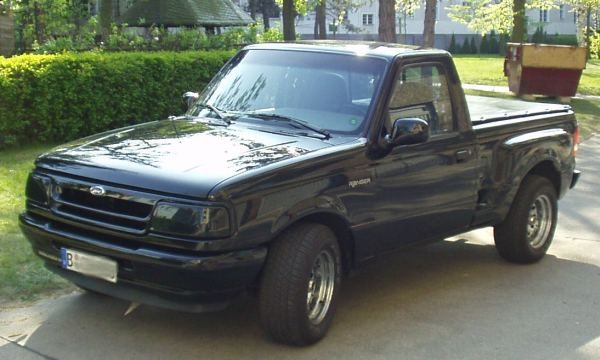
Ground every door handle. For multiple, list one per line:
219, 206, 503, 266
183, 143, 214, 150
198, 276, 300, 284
455, 149, 472, 162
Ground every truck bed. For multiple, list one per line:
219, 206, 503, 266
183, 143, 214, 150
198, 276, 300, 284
467, 95, 571, 125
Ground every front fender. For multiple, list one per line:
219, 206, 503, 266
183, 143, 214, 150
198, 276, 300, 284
271, 195, 350, 237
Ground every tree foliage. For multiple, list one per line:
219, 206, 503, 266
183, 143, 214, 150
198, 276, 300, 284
447, 0, 555, 39
447, 0, 514, 35
327, 0, 367, 38
563, 0, 600, 54
396, 0, 420, 37
9, 0, 91, 51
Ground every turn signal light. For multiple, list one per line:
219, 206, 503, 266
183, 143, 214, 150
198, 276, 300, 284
573, 126, 580, 157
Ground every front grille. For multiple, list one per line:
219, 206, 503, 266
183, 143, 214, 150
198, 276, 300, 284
24, 172, 209, 253
47, 176, 157, 235
59, 187, 152, 219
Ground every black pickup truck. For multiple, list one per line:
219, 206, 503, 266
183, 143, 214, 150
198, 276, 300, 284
20, 41, 580, 345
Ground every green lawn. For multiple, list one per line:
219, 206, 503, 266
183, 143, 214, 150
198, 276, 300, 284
571, 97, 600, 139
0, 146, 72, 302
453, 55, 600, 96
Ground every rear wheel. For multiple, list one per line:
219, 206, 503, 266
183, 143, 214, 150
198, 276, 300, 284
494, 175, 558, 263
259, 223, 341, 346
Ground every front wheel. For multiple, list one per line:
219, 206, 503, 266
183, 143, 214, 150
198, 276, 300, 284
494, 175, 558, 263
259, 223, 341, 346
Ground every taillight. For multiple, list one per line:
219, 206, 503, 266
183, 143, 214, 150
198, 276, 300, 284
573, 126, 580, 157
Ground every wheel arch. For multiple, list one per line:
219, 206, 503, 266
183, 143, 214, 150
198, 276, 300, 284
526, 160, 561, 196
271, 211, 355, 275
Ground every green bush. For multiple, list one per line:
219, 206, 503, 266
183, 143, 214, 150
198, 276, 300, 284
479, 34, 489, 54
34, 25, 261, 54
448, 33, 458, 54
530, 27, 579, 46
259, 28, 284, 42
0, 50, 235, 148
489, 31, 500, 54
461, 37, 470, 54
592, 33, 600, 59
470, 37, 478, 54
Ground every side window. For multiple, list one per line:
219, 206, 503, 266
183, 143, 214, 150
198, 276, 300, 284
388, 64, 455, 135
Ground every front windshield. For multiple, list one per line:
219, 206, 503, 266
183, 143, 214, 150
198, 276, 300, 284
189, 49, 387, 134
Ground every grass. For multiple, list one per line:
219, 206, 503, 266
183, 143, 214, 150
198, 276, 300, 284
452, 55, 507, 87
0, 145, 72, 303
453, 55, 600, 96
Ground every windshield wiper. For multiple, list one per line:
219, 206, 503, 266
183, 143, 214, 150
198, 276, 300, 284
242, 112, 331, 140
194, 103, 231, 125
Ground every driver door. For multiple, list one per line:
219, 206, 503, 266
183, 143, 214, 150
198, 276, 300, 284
368, 61, 479, 252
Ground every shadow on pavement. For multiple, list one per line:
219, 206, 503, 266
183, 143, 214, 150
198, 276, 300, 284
13, 238, 600, 360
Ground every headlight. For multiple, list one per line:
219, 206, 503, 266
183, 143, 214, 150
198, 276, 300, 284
150, 202, 230, 238
26, 173, 52, 207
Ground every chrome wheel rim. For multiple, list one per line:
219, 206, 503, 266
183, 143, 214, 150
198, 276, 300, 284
527, 194, 553, 249
306, 249, 336, 325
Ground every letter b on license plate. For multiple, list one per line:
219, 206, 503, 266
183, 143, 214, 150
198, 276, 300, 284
61, 248, 118, 283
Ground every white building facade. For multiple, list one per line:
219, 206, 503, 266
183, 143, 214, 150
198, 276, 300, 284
240, 1, 578, 48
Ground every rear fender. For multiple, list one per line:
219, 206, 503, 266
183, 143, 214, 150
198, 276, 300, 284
495, 128, 570, 219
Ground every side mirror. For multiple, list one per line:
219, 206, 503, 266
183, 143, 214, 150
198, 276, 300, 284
183, 91, 199, 110
385, 118, 429, 147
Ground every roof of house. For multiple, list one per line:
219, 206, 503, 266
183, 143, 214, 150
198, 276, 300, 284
119, 0, 253, 27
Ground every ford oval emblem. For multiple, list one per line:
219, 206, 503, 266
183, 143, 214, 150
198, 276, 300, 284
89, 186, 106, 196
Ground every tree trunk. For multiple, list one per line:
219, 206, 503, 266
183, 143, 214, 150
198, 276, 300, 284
314, 11, 319, 39
100, 0, 113, 41
262, 5, 270, 30
249, 0, 257, 20
585, 6, 591, 59
422, 0, 437, 47
318, 0, 326, 39
282, 0, 295, 41
511, 0, 526, 42
378, 0, 395, 43
33, 1, 47, 44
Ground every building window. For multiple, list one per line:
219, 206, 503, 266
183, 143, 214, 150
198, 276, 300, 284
362, 13, 373, 25
559, 5, 565, 20
539, 9, 548, 22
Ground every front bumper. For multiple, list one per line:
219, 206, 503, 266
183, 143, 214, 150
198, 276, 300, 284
20, 212, 267, 312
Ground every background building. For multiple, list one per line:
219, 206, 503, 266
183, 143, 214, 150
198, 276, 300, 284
238, 0, 578, 48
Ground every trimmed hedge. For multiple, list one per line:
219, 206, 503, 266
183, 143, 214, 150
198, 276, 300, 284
0, 50, 235, 148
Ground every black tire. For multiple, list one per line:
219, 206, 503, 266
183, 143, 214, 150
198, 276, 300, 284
259, 223, 342, 346
494, 175, 558, 263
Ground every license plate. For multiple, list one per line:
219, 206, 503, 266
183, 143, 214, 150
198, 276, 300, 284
60, 248, 118, 283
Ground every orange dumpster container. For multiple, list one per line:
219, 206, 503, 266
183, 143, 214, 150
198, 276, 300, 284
504, 43, 587, 97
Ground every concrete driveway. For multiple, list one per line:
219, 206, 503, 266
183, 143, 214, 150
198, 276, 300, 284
1, 137, 599, 360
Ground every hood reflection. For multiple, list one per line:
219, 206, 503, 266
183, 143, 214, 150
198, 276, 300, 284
44, 119, 323, 175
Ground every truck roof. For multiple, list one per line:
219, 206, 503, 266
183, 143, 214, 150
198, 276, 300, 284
244, 41, 450, 60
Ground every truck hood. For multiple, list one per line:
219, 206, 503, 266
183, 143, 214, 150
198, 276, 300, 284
37, 119, 334, 199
